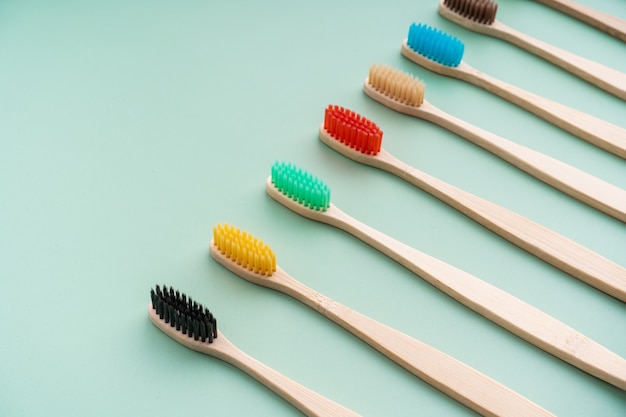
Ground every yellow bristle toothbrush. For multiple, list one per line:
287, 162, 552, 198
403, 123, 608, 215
321, 100, 626, 302
148, 284, 363, 417
532, 0, 626, 43
209, 223, 557, 417
438, 0, 626, 99
258, 161, 626, 391
400, 22, 626, 158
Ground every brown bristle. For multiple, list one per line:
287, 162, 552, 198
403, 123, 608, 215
323, 105, 383, 155
443, 0, 498, 25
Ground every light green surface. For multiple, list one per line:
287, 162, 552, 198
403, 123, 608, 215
1, 0, 625, 415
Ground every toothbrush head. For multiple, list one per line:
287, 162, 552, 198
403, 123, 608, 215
270, 161, 331, 212
406, 23, 465, 68
212, 223, 277, 277
149, 285, 218, 346
365, 64, 426, 109
322, 105, 383, 156
441, 0, 498, 25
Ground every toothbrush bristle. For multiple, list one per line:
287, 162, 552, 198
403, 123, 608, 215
323, 105, 383, 155
367, 64, 425, 108
406, 23, 465, 67
150, 285, 218, 343
270, 161, 331, 211
443, 0, 498, 25
213, 224, 276, 276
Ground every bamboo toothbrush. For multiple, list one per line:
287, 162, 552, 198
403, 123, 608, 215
319, 101, 626, 302
533, 0, 626, 43
148, 284, 362, 417
261, 162, 626, 390
400, 22, 626, 158
438, 0, 626, 99
345, 66, 626, 222
209, 223, 557, 417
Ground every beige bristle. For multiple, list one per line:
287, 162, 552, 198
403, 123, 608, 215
368, 64, 425, 107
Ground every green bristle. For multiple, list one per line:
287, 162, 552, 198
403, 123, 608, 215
271, 161, 331, 211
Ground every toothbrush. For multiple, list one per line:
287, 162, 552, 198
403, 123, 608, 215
438, 0, 626, 99
400, 22, 626, 158
209, 223, 557, 417
261, 162, 626, 390
533, 0, 626, 43
348, 67, 626, 222
330, 95, 626, 302
148, 284, 363, 417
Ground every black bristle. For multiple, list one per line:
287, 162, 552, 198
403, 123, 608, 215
191, 319, 199, 341
186, 316, 193, 338
150, 291, 157, 312
200, 321, 207, 342
181, 313, 188, 334
169, 306, 176, 327
157, 299, 164, 319
150, 285, 218, 344
164, 303, 170, 323
173, 310, 181, 330
205, 318, 214, 343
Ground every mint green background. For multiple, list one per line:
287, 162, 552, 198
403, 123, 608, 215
1, 0, 625, 415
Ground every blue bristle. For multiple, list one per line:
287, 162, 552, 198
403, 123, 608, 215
406, 23, 464, 67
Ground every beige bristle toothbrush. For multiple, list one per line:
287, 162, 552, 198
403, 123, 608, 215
210, 222, 558, 416
323, 97, 626, 302
438, 0, 626, 99
333, 67, 626, 222
532, 0, 626, 43
400, 22, 626, 158
258, 161, 626, 391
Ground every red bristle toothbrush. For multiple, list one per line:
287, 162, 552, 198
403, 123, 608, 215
322, 99, 626, 303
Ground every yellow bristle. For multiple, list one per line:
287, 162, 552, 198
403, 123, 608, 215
213, 223, 277, 276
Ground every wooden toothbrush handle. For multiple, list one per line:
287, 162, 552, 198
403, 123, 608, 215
207, 333, 363, 417
437, 0, 626, 99
457, 61, 626, 158
488, 20, 626, 100
420, 101, 626, 222
319, 211, 626, 390
375, 151, 626, 302
533, 0, 626, 42
149, 306, 360, 417
276, 272, 555, 417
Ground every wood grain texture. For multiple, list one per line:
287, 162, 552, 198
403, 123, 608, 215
263, 178, 626, 392
148, 305, 362, 417
533, 0, 626, 42
320, 117, 626, 303
438, 0, 626, 99
210, 241, 557, 417
400, 40, 626, 159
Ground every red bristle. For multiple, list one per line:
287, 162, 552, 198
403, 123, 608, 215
323, 105, 383, 155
